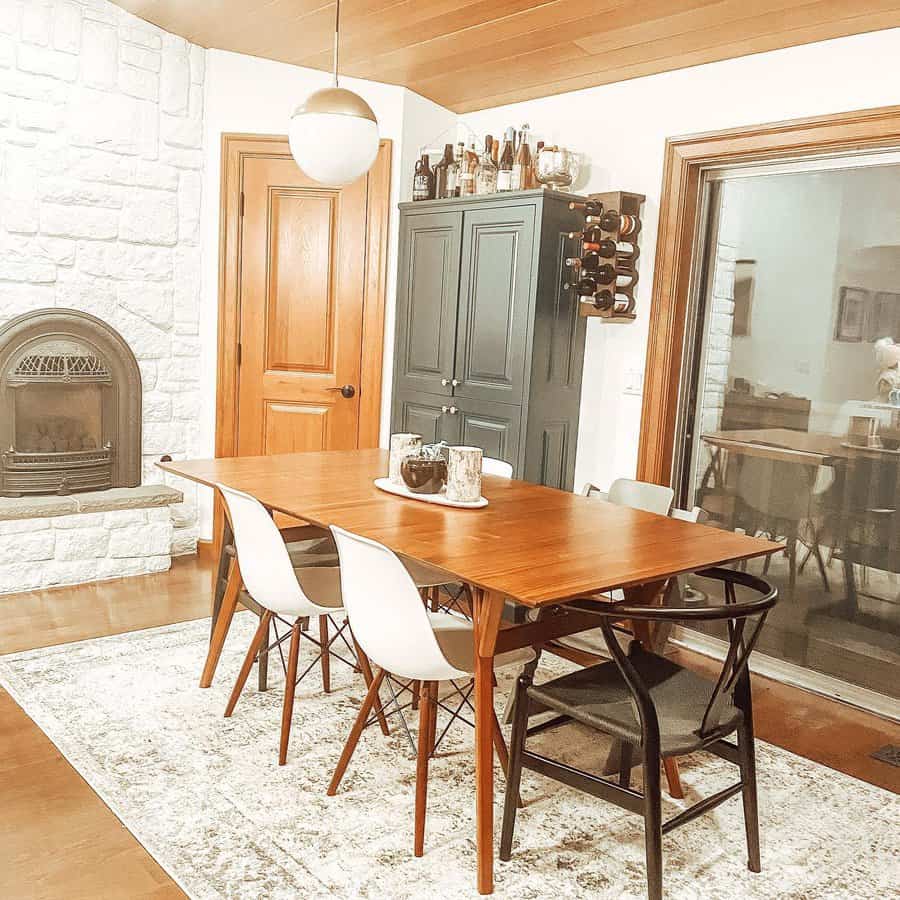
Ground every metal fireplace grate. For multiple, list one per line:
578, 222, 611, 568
1, 447, 114, 495
11, 352, 111, 382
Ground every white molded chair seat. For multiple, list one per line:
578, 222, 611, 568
328, 524, 534, 856
217, 483, 382, 766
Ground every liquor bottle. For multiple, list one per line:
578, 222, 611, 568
433, 144, 455, 199
412, 153, 434, 201
569, 200, 603, 216
459, 140, 477, 197
491, 133, 499, 167
476, 135, 498, 194
497, 127, 515, 191
531, 140, 544, 188
451, 141, 465, 196
510, 124, 532, 191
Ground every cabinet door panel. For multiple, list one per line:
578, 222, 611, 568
392, 391, 461, 446
456, 398, 521, 474
454, 205, 535, 405
394, 211, 462, 397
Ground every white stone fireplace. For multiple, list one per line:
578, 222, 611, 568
0, 0, 206, 594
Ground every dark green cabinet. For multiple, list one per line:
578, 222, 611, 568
391, 189, 587, 490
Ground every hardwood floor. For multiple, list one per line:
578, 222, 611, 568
0, 555, 897, 899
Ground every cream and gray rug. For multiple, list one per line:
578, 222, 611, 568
1, 614, 897, 899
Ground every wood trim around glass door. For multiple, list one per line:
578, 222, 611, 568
636, 104, 900, 486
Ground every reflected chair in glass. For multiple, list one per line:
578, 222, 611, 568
217, 484, 386, 765
735, 455, 829, 593
500, 567, 777, 900
327, 525, 535, 857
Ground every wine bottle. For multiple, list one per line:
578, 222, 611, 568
510, 123, 532, 191
568, 200, 603, 216
491, 134, 499, 167
497, 127, 515, 191
433, 144, 455, 200
412, 153, 434, 201
476, 135, 498, 194
591, 290, 615, 311
584, 210, 639, 236
567, 226, 604, 243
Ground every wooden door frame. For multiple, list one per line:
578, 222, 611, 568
636, 104, 900, 486
215, 132, 392, 462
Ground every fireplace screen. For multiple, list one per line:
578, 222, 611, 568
0, 310, 141, 496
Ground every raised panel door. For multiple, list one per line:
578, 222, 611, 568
392, 390, 461, 445
454, 204, 535, 405
456, 397, 522, 473
394, 211, 462, 397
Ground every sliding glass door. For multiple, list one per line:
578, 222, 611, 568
676, 153, 900, 710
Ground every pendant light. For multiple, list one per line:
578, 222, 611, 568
288, 0, 379, 187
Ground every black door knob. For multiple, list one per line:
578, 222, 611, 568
327, 384, 356, 399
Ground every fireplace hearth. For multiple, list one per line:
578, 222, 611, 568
0, 309, 142, 497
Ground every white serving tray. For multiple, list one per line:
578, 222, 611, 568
374, 477, 488, 509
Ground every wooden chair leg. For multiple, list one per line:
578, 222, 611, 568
411, 679, 421, 710
352, 631, 389, 736
201, 558, 242, 688
224, 610, 271, 717
429, 585, 440, 612
414, 681, 437, 857
663, 758, 684, 799
738, 718, 762, 872
500, 673, 530, 861
319, 615, 331, 693
643, 745, 664, 900
490, 707, 523, 809
327, 667, 387, 796
279, 622, 301, 765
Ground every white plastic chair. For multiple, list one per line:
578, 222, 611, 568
217, 484, 384, 765
327, 524, 534, 857
583, 477, 675, 515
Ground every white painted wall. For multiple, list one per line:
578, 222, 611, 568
458, 28, 900, 494
198, 50, 455, 535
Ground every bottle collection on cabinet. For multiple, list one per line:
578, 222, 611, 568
411, 124, 580, 200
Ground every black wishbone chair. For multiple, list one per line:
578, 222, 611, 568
500, 567, 777, 900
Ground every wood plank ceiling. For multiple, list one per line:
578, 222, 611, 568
114, 1, 900, 112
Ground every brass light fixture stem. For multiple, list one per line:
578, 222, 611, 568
332, 0, 340, 88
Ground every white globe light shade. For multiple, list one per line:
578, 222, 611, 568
289, 87, 379, 187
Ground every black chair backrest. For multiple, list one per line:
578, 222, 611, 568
566, 567, 777, 739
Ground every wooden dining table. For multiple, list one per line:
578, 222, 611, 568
160, 448, 780, 895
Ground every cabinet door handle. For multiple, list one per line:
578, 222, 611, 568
451, 378, 460, 387
448, 406, 458, 415
441, 405, 449, 413
441, 377, 450, 386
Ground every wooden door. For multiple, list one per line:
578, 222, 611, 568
453, 204, 535, 406
393, 210, 462, 398
236, 155, 368, 456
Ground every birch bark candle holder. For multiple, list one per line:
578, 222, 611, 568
389, 433, 422, 484
446, 445, 483, 503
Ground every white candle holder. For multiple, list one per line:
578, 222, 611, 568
446, 445, 482, 503
389, 433, 422, 485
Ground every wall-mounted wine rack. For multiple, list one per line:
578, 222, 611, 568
565, 190, 645, 322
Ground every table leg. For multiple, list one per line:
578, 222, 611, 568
472, 587, 504, 896
200, 557, 242, 688
623, 580, 684, 800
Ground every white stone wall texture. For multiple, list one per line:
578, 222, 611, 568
0, 0, 204, 557
0, 506, 173, 592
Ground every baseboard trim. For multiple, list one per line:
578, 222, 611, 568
671, 626, 899, 723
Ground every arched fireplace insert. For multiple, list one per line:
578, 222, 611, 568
0, 309, 142, 496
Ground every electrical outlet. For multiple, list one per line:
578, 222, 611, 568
624, 369, 644, 396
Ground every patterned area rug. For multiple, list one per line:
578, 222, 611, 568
1, 615, 897, 899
